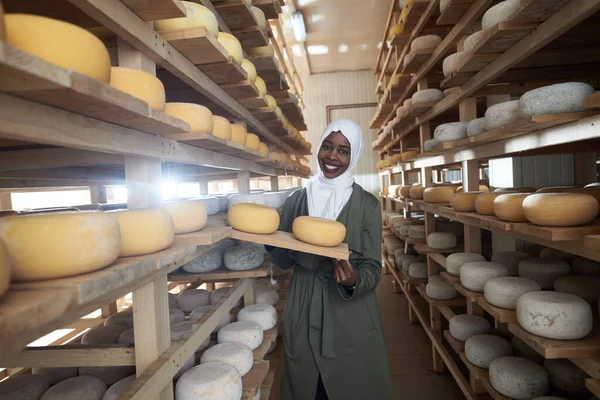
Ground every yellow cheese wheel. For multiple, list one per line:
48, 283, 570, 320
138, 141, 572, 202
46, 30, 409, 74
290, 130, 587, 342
292, 216, 347, 247
388, 23, 404, 39
493, 193, 531, 222
255, 77, 267, 97
475, 192, 505, 215
423, 187, 454, 203
241, 59, 257, 81
218, 32, 243, 64
387, 185, 401, 197
0, 242, 10, 299
258, 142, 269, 156
536, 186, 576, 193
5, 14, 111, 83
212, 116, 232, 140
0, 210, 19, 218
450, 192, 481, 212
0, 212, 120, 281
112, 209, 175, 257
268, 152, 280, 162
109, 67, 166, 111
227, 203, 280, 234
523, 193, 599, 227
456, 185, 489, 192
164, 103, 213, 134
399, 186, 412, 198
230, 124, 247, 145
569, 188, 600, 216
494, 187, 536, 193
246, 133, 260, 150
401, 151, 418, 161
264, 95, 277, 110
409, 185, 424, 199
154, 1, 218, 37
274, 107, 283, 121
163, 200, 207, 234
250, 6, 267, 30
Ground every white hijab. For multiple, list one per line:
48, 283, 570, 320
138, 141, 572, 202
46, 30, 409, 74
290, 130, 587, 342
306, 119, 365, 220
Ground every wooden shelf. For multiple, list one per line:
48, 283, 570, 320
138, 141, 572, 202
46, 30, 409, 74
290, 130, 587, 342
233, 26, 269, 48
166, 132, 266, 161
440, 271, 460, 285
242, 360, 270, 399
252, 0, 282, 20
415, 243, 464, 254
454, 283, 485, 303
402, 47, 437, 74
417, 284, 466, 307
459, 353, 513, 400
478, 298, 517, 323
168, 262, 270, 283
157, 26, 231, 65
436, 0, 475, 25
172, 218, 233, 246
215, 0, 259, 30
443, 330, 465, 353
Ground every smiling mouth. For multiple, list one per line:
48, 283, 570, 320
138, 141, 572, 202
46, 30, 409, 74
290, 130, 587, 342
322, 163, 341, 172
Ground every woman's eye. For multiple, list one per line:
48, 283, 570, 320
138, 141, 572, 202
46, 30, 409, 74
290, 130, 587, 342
339, 149, 349, 155
322, 144, 332, 150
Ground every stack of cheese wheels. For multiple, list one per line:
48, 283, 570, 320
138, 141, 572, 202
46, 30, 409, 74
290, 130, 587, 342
450, 191, 481, 212
164, 103, 213, 134
212, 116, 232, 140
446, 253, 485, 276
155, 1, 218, 36
409, 185, 424, 199
483, 276, 540, 309
474, 192, 505, 215
489, 356, 549, 399
518, 257, 571, 289
112, 209, 175, 257
175, 363, 243, 400
493, 193, 531, 222
522, 193, 599, 226
246, 133, 261, 151
217, 32, 243, 63
449, 314, 491, 341
5, 14, 111, 83
427, 232, 456, 250
423, 187, 454, 203
491, 251, 530, 276
460, 261, 508, 292
200, 342, 253, 376
230, 124, 247, 145
0, 212, 121, 281
218, 321, 264, 350
465, 335, 512, 369
110, 67, 166, 110
237, 304, 277, 331
227, 203, 279, 234
292, 216, 346, 247
224, 243, 264, 271
163, 200, 208, 234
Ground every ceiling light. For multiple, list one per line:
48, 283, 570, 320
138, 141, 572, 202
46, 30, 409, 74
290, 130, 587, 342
338, 44, 348, 53
360, 44, 369, 51
292, 44, 302, 57
290, 12, 307, 42
307, 45, 328, 55
310, 14, 325, 23
297, 0, 316, 6
377, 41, 383, 49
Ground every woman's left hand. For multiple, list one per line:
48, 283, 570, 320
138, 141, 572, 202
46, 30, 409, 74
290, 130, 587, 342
334, 258, 356, 286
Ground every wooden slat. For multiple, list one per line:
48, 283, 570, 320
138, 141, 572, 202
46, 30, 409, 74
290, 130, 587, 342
168, 262, 270, 283
199, 61, 248, 84
414, 243, 464, 254
1, 346, 136, 368
121, 0, 186, 21
232, 26, 269, 48
401, 47, 437, 74
436, 0, 475, 25
242, 360, 270, 398
172, 218, 233, 246
251, 0, 281, 20
166, 132, 265, 161
157, 27, 230, 65
478, 298, 517, 323
215, 0, 258, 30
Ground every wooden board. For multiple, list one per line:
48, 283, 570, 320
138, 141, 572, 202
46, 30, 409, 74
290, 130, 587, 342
512, 219, 600, 241
168, 262, 270, 282
172, 220, 233, 246
233, 26, 269, 48
199, 61, 248, 84
478, 298, 517, 323
436, 0, 475, 25
440, 272, 460, 285
414, 243, 464, 254
222, 80, 262, 99
157, 27, 230, 65
166, 132, 265, 160
253, 337, 273, 360
416, 285, 466, 307
455, 283, 485, 303
252, 0, 281, 19
390, 33, 410, 48
252, 109, 279, 122
121, 0, 186, 21
443, 330, 465, 353
215, 0, 258, 30
242, 360, 270, 398
428, 252, 447, 268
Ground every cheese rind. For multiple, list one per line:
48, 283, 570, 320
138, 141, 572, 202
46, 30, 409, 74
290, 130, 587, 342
163, 200, 207, 234
200, 342, 254, 376
423, 187, 454, 203
183, 248, 222, 273
155, 1, 218, 36
493, 193, 531, 222
212, 116, 232, 140
450, 192, 481, 212
176, 289, 210, 313
237, 304, 277, 331
520, 82, 594, 117
175, 362, 242, 400
484, 100, 521, 129
246, 133, 261, 151
217, 32, 243, 64
523, 193, 599, 226
518, 257, 571, 289
251, 6, 267, 30
241, 59, 257, 81
255, 77, 267, 97
460, 262, 508, 292
475, 192, 505, 215
112, 209, 174, 257
227, 203, 280, 234
164, 103, 212, 134
409, 185, 424, 199
484, 276, 541, 309
489, 356, 549, 399
408, 262, 427, 279
109, 67, 166, 111
465, 335, 512, 369
467, 117, 487, 137
427, 232, 456, 250
0, 374, 50, 400
292, 216, 346, 247
218, 321, 264, 350
426, 280, 456, 300
224, 243, 265, 271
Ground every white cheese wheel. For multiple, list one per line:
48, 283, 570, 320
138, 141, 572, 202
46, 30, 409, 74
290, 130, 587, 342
82, 325, 129, 345
224, 243, 264, 271
217, 32, 243, 64
0, 374, 50, 400
230, 124, 247, 146
112, 209, 175, 257
408, 262, 427, 279
543, 359, 588, 395
484, 276, 541, 309
460, 261, 508, 292
198, 197, 220, 216
218, 321, 264, 350
572, 257, 600, 276
449, 314, 491, 341
554, 275, 600, 304
212, 116, 232, 140
32, 367, 78, 386
489, 356, 549, 399
201, 342, 253, 376
434, 122, 468, 142
241, 59, 257, 82
520, 82, 594, 117
163, 200, 208, 234
450, 191, 481, 212
227, 203, 279, 234
412, 89, 444, 106
155, 1, 218, 36
182, 247, 222, 273
79, 366, 135, 387
446, 253, 486, 276
491, 251, 530, 276
164, 103, 212, 134
398, 255, 417, 271
409, 185, 424, 199
408, 225, 426, 239
518, 258, 571, 289
517, 291, 593, 339
292, 216, 346, 247
423, 187, 454, 203
464, 30, 486, 52
493, 193, 531, 222
465, 335, 512, 369
426, 280, 457, 300
104, 311, 134, 328
442, 52, 467, 77
482, 0, 522, 29
40, 376, 106, 400
0, 212, 120, 281
467, 117, 487, 137
5, 15, 111, 83
177, 289, 210, 313
410, 35, 442, 52
175, 362, 242, 400
475, 192, 504, 215
228, 193, 267, 208
523, 193, 599, 226
424, 138, 439, 152
255, 286, 280, 306
237, 304, 277, 331
102, 375, 136, 400
427, 232, 457, 250
109, 67, 165, 111
175, 356, 196, 381
485, 100, 521, 129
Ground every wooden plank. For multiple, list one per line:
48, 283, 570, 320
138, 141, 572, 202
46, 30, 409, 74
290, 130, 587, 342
443, 330, 465, 354
157, 27, 230, 65
512, 219, 600, 242
585, 92, 600, 108
428, 252, 447, 268
436, 0, 475, 25
242, 360, 270, 398
1, 346, 136, 368
165, 133, 265, 161
401, 47, 437, 74
233, 26, 269, 48
253, 337, 273, 360
455, 283, 485, 303
199, 61, 248, 84
478, 298, 517, 323
414, 243, 464, 254
121, 0, 186, 21
251, 0, 281, 20
222, 80, 262, 100
172, 218, 233, 246
215, 0, 258, 30
168, 262, 269, 282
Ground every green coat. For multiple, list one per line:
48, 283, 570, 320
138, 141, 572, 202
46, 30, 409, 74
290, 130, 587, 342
270, 184, 393, 400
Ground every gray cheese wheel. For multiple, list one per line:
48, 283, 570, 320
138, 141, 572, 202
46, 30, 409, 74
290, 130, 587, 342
544, 359, 589, 395
539, 247, 576, 263
218, 321, 264, 350
460, 262, 508, 292
485, 100, 521, 129
517, 291, 593, 340
170, 308, 185, 325
82, 325, 129, 345
424, 139, 439, 152
554, 275, 600, 304
177, 289, 210, 313
519, 82, 594, 117
489, 356, 549, 400
198, 197, 220, 215
40, 376, 107, 400
434, 122, 468, 142
481, 0, 521, 30
427, 232, 457, 250
492, 251, 530, 276
168, 292, 177, 309
484, 276, 540, 309
426, 280, 456, 300
449, 314, 491, 341
401, 256, 418, 272
446, 252, 486, 276
117, 328, 135, 345
0, 374, 49, 400
182, 248, 223, 273
518, 258, 571, 289
224, 244, 264, 271
408, 262, 427, 279
465, 334, 512, 369
407, 225, 425, 239
410, 35, 442, 52
31, 367, 78, 386
467, 117, 487, 138
79, 366, 135, 387
101, 375, 135, 400
572, 257, 600, 276
412, 89, 443, 106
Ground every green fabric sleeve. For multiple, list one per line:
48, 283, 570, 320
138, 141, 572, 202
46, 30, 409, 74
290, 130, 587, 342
269, 196, 295, 270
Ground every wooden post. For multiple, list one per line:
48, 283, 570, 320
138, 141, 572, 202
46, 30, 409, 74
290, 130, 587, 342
0, 192, 12, 210
243, 281, 255, 306
270, 175, 279, 191
89, 185, 107, 204
101, 302, 118, 318
198, 178, 209, 196
237, 171, 251, 194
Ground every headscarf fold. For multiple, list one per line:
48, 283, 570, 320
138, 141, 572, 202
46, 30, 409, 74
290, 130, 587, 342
306, 119, 365, 220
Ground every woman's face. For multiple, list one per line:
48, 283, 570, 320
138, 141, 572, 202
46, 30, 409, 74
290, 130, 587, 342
318, 131, 351, 179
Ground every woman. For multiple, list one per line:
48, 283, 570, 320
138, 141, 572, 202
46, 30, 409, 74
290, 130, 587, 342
269, 119, 393, 400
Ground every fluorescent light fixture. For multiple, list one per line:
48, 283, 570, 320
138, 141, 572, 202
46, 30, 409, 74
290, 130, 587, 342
377, 41, 383, 49
360, 43, 369, 51
310, 14, 325, 23
307, 45, 328, 55
290, 12, 307, 42
338, 44, 348, 53
292, 44, 302, 57
297, 0, 315, 6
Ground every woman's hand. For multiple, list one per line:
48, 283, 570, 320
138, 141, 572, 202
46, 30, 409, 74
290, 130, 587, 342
334, 258, 356, 287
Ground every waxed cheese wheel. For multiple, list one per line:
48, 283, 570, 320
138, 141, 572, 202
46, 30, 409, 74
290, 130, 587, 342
409, 185, 424, 199
456, 185, 488, 193
224, 243, 264, 271
535, 186, 575, 193
212, 116, 232, 140
177, 289, 210, 313
40, 376, 107, 400
493, 193, 531, 222
427, 232, 456, 250
484, 276, 541, 309
481, 0, 521, 29
255, 77, 267, 97
218, 321, 264, 350
518, 257, 571, 289
523, 193, 599, 226
553, 275, 600, 304
182, 247, 222, 273
0, 374, 50, 400
255, 285, 280, 306
200, 342, 253, 376
446, 253, 486, 276
0, 212, 120, 281
164, 103, 212, 134
423, 187, 454, 203
227, 203, 279, 234
250, 6, 267, 30
230, 124, 247, 145
388, 185, 402, 197
5, 14, 111, 83
109, 67, 165, 111
410, 35, 442, 52
485, 100, 520, 129
489, 356, 549, 400
155, 1, 218, 36
449, 314, 491, 341
399, 186, 412, 198
217, 33, 243, 64
163, 200, 207, 234
450, 192, 481, 212
292, 216, 346, 247
175, 362, 242, 400
460, 261, 508, 292
520, 82, 594, 117
475, 192, 505, 215
237, 304, 277, 331
246, 133, 261, 151
491, 251, 530, 276
112, 209, 174, 257
465, 335, 512, 369
258, 142, 269, 156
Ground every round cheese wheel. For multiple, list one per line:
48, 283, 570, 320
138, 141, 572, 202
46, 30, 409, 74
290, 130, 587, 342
32, 367, 78, 386
255, 77, 267, 97
245, 133, 261, 151
177, 289, 210, 313
572, 257, 600, 276
229, 124, 247, 145
79, 365, 135, 387
460, 261, 508, 292
408, 225, 426, 239
164, 103, 212, 134
535, 186, 575, 193
410, 35, 442, 52
0, 374, 50, 400
424, 138, 439, 152
523, 193, 598, 226
155, 1, 218, 36
484, 276, 541, 309
263, 95, 277, 110
258, 142, 269, 156
456, 185, 488, 193
489, 356, 549, 399
491, 251, 531, 276
237, 304, 277, 331
449, 314, 491, 341
412, 89, 443, 106
292, 216, 346, 247
388, 23, 403, 39
112, 209, 174, 257
40, 376, 106, 400
5, 14, 111, 83
102, 375, 136, 400
217, 32, 243, 64
517, 291, 593, 340
388, 185, 402, 196
228, 193, 266, 208
250, 6, 267, 30
169, 308, 185, 325
518, 257, 571, 289
399, 186, 413, 198
450, 192, 481, 211
539, 247, 576, 262
198, 197, 220, 216
0, 212, 120, 281
482, 0, 521, 29
182, 247, 222, 273
427, 232, 457, 250
109, 67, 165, 111
426, 280, 457, 300
493, 193, 531, 222
224, 243, 264, 270
397, 223, 415, 237
520, 82, 594, 117
423, 187, 454, 203
201, 342, 253, 376
104, 311, 133, 328
163, 200, 207, 234
475, 192, 505, 215
227, 203, 279, 234
467, 117, 487, 137
430, 274, 444, 283
212, 116, 232, 140
543, 359, 588, 395
554, 275, 600, 304
408, 262, 427, 279
397, 255, 416, 271
241, 59, 257, 81
175, 362, 242, 400
442, 52, 467, 77
255, 286, 279, 306
485, 100, 520, 129
464, 30, 486, 52
218, 321, 264, 350
494, 186, 536, 193
465, 335, 512, 369
446, 253, 486, 276
434, 122, 468, 142
409, 185, 424, 199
